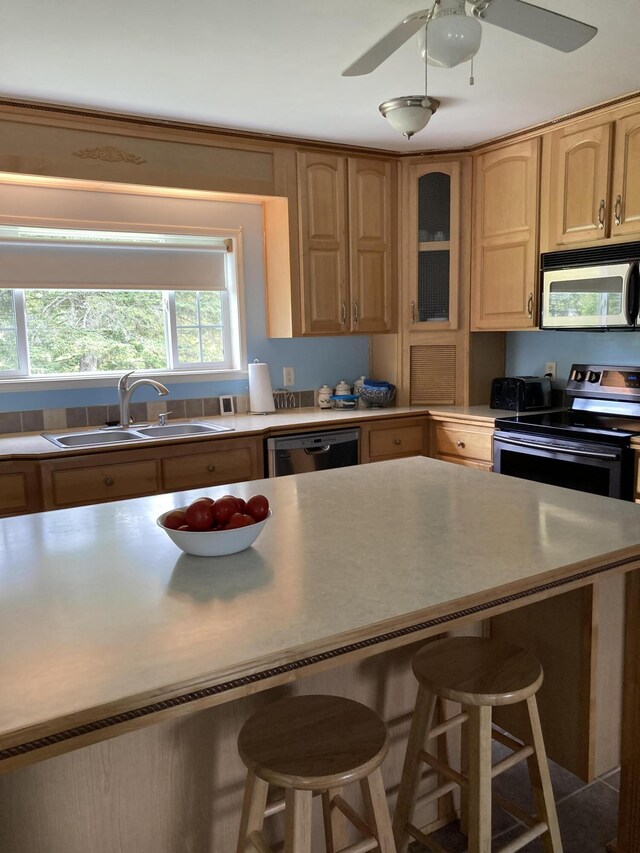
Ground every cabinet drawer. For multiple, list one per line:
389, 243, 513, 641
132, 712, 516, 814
434, 422, 493, 464
369, 424, 424, 459
51, 460, 159, 507
162, 446, 257, 491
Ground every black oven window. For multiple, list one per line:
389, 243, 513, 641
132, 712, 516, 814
499, 451, 611, 497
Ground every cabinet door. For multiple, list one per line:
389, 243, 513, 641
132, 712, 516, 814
611, 110, 640, 239
297, 152, 348, 334
471, 138, 540, 330
406, 162, 460, 331
548, 121, 612, 247
0, 462, 42, 516
161, 438, 262, 491
348, 158, 394, 333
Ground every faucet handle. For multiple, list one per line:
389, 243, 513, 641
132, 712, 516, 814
158, 412, 172, 426
118, 370, 135, 391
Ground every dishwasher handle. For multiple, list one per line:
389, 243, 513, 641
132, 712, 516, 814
304, 445, 331, 455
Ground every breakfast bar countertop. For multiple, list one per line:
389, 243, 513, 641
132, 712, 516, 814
1, 456, 640, 774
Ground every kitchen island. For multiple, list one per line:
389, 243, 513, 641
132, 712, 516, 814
1, 457, 640, 852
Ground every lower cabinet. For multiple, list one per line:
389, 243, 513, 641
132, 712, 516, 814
360, 417, 427, 463
0, 461, 42, 516
39, 436, 264, 510
429, 415, 494, 470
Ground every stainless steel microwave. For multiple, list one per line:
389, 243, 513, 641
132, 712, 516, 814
540, 242, 640, 330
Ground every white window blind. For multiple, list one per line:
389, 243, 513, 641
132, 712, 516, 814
0, 226, 230, 291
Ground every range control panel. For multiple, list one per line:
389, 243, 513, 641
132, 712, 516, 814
566, 364, 640, 401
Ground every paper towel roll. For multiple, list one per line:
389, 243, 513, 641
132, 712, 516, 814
248, 361, 275, 414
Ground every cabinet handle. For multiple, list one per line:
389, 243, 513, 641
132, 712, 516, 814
597, 198, 606, 229
207, 464, 216, 472
527, 292, 533, 319
353, 300, 359, 326
104, 477, 114, 486
394, 438, 401, 446
410, 300, 416, 324
614, 194, 623, 226
456, 441, 465, 448
341, 300, 347, 325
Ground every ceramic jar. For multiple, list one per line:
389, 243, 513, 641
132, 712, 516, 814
353, 375, 367, 408
318, 384, 333, 408
334, 379, 351, 396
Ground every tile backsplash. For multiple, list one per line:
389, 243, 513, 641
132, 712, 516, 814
1, 389, 318, 435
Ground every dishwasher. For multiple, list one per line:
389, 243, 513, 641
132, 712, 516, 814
267, 428, 360, 477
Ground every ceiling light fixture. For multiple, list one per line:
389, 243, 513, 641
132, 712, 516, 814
379, 8, 440, 141
421, 0, 482, 68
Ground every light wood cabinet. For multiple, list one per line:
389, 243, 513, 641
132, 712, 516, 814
542, 104, 640, 250
0, 461, 42, 516
470, 138, 540, 331
429, 415, 494, 470
267, 151, 395, 337
361, 417, 427, 463
297, 152, 394, 335
161, 437, 262, 491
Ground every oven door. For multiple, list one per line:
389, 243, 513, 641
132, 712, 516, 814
493, 431, 634, 500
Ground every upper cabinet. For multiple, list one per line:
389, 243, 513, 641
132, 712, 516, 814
542, 104, 640, 250
470, 138, 540, 331
265, 150, 395, 337
405, 161, 460, 331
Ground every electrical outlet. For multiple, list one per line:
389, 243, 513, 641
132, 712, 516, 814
283, 367, 295, 386
544, 361, 557, 380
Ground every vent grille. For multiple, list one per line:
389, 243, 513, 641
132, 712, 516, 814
542, 240, 640, 270
410, 344, 456, 405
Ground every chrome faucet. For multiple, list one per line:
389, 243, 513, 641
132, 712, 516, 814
117, 371, 169, 427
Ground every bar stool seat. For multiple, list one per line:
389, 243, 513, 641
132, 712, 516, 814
236, 694, 397, 853
393, 636, 563, 853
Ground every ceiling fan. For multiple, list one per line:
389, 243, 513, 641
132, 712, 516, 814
342, 0, 598, 76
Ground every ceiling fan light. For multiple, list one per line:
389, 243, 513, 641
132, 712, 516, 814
426, 6, 482, 68
379, 96, 440, 140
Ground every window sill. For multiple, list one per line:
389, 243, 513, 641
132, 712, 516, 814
0, 369, 248, 393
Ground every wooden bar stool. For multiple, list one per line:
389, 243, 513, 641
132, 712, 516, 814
393, 636, 563, 853
236, 694, 397, 853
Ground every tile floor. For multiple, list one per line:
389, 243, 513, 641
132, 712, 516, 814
410, 743, 620, 853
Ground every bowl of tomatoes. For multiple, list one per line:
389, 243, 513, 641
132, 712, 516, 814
157, 493, 271, 557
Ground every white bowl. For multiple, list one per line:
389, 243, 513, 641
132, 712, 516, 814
157, 508, 271, 557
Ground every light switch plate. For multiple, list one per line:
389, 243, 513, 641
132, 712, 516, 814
544, 361, 557, 380
283, 367, 295, 386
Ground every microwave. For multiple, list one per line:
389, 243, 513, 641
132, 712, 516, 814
540, 242, 640, 330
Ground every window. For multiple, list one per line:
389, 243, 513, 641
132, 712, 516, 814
0, 225, 243, 380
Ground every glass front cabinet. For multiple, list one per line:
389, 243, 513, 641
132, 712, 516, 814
407, 161, 460, 331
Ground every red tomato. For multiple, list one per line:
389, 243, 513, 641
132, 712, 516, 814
163, 509, 188, 530
235, 497, 247, 513
185, 499, 215, 531
212, 496, 240, 526
226, 512, 255, 529
246, 494, 269, 522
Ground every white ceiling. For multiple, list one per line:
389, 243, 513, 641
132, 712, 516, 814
0, 0, 638, 153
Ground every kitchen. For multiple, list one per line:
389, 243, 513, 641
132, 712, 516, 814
1, 2, 640, 852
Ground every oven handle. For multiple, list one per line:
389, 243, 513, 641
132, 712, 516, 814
495, 435, 619, 460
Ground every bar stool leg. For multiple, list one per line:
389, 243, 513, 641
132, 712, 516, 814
525, 695, 563, 853
467, 705, 493, 853
284, 788, 313, 853
393, 685, 438, 853
237, 771, 269, 853
361, 766, 397, 853
322, 787, 349, 853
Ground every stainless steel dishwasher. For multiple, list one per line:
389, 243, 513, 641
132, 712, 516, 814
267, 428, 360, 477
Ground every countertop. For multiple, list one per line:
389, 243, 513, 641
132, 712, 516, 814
0, 405, 513, 458
1, 456, 639, 769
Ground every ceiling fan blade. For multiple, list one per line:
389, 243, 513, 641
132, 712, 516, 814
342, 10, 431, 77
470, 0, 597, 52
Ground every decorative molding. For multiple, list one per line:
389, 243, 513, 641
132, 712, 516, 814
2, 552, 638, 763
73, 144, 146, 165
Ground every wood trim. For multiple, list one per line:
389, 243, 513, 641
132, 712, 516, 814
2, 549, 638, 773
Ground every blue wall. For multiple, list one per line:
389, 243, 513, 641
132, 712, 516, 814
0, 202, 369, 413
506, 330, 640, 387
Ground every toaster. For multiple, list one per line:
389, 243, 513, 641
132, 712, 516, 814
490, 376, 552, 411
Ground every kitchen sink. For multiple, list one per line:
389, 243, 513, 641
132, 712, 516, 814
43, 422, 233, 448
134, 423, 232, 438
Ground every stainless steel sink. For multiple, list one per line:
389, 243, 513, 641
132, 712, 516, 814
134, 423, 232, 438
43, 421, 233, 448
44, 430, 144, 448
